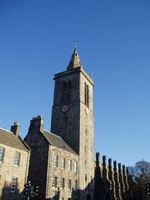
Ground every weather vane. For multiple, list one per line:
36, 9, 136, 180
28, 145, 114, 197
74, 40, 79, 49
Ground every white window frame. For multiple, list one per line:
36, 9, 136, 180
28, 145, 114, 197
61, 157, 65, 169
68, 179, 71, 190
52, 177, 57, 188
68, 160, 72, 171
53, 155, 58, 168
14, 152, 21, 166
60, 178, 65, 189
74, 162, 77, 173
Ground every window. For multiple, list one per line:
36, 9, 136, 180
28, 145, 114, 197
68, 179, 71, 190
74, 162, 77, 173
63, 80, 71, 104
53, 155, 58, 168
86, 85, 89, 108
60, 178, 65, 189
61, 157, 65, 169
84, 83, 89, 108
85, 174, 87, 182
84, 82, 87, 105
0, 147, 4, 163
52, 177, 57, 188
68, 160, 72, 171
14, 152, 21, 166
10, 177, 18, 193
75, 180, 78, 190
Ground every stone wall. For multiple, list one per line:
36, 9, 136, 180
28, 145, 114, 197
46, 145, 79, 200
0, 144, 29, 200
24, 128, 49, 199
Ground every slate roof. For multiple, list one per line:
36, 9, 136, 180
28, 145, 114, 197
43, 130, 77, 155
67, 48, 82, 70
0, 128, 29, 152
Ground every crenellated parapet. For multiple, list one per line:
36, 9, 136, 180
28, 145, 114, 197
113, 161, 122, 200
94, 153, 135, 200
108, 158, 117, 200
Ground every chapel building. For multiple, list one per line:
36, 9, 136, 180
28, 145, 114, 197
24, 48, 94, 200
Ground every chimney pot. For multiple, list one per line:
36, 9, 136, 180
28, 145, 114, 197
11, 122, 20, 136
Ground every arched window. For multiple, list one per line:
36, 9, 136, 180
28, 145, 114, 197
84, 82, 89, 108
63, 80, 71, 104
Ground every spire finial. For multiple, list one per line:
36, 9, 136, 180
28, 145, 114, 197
74, 40, 78, 49
67, 43, 82, 70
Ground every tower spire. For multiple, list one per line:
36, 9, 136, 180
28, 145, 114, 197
67, 47, 82, 70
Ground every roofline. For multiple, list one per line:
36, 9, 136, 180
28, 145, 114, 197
43, 130, 78, 155
18, 136, 30, 151
0, 127, 12, 134
54, 67, 94, 86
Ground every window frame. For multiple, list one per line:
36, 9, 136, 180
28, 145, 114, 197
10, 177, 18, 193
14, 152, 21, 167
0, 147, 5, 163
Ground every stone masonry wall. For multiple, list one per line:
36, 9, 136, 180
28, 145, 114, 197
46, 145, 79, 200
0, 144, 29, 200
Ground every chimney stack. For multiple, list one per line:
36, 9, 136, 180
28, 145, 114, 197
11, 121, 20, 136
29, 115, 44, 132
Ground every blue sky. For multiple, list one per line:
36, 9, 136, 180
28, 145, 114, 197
0, 0, 150, 166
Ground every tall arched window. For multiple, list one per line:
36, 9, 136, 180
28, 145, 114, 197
84, 82, 89, 108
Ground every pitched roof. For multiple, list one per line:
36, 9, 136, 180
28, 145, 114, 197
67, 48, 82, 70
43, 130, 77, 155
0, 128, 29, 152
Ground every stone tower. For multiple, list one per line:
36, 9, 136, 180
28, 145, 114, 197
51, 48, 94, 199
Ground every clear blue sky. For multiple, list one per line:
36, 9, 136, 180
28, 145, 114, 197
0, 0, 150, 166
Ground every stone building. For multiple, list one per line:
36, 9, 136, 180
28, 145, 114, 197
24, 116, 79, 200
24, 48, 94, 200
0, 122, 30, 200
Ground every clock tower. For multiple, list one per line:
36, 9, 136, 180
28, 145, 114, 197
51, 48, 94, 198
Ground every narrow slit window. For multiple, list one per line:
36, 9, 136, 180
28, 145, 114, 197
84, 83, 89, 108
87, 85, 89, 108
84, 82, 87, 105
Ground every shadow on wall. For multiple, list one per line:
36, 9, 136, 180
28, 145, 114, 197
0, 183, 22, 200
41, 176, 94, 200
94, 152, 144, 200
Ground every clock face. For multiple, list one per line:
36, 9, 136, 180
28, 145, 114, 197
62, 105, 68, 112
